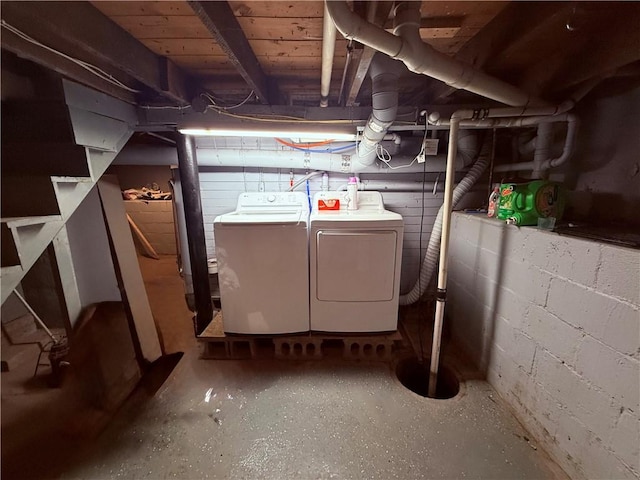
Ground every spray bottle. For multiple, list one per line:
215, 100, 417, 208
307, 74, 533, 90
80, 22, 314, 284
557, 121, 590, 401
347, 176, 358, 210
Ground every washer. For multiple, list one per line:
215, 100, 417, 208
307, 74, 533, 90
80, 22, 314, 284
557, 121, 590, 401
310, 191, 404, 333
214, 192, 309, 334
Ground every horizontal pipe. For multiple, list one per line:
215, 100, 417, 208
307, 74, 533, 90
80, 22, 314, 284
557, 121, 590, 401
114, 145, 475, 173
326, 0, 544, 108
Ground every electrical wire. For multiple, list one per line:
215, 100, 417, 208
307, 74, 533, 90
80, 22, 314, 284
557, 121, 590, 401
275, 138, 335, 148
202, 90, 255, 110
286, 143, 356, 154
1, 20, 140, 94
417, 112, 429, 363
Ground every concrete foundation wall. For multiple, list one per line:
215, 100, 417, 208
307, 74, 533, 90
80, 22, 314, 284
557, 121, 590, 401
447, 212, 639, 480
124, 200, 176, 255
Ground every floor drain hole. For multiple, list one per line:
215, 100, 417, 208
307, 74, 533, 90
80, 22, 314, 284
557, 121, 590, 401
293, 343, 303, 356
376, 345, 386, 358
350, 343, 359, 355
281, 343, 290, 356
395, 357, 460, 399
363, 344, 373, 356
307, 343, 316, 355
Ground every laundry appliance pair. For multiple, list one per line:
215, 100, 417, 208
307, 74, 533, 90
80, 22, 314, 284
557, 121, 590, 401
213, 191, 403, 335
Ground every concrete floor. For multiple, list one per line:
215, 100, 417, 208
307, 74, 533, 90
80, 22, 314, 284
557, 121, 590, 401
2, 256, 568, 479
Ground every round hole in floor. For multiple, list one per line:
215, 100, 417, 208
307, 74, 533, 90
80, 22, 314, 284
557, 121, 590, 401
281, 343, 291, 356
376, 345, 386, 358
293, 343, 303, 356
363, 344, 373, 356
395, 357, 460, 399
350, 343, 360, 355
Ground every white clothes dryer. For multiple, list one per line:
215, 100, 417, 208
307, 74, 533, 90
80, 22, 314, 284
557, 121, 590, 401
310, 191, 403, 333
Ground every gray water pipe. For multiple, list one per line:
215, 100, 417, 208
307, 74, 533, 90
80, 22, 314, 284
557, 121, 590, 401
356, 54, 406, 167
326, 1, 545, 108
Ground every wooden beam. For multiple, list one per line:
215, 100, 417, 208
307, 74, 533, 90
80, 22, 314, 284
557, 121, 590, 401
547, 5, 640, 93
187, 1, 276, 105
1, 1, 198, 104
426, 2, 574, 104
344, 1, 395, 106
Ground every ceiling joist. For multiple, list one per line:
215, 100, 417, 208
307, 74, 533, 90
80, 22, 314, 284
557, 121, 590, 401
425, 2, 575, 104
187, 1, 278, 105
0, 1, 199, 105
343, 1, 395, 106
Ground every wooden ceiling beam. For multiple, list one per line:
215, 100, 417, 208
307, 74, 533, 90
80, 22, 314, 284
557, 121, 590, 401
546, 5, 640, 94
187, 1, 277, 105
0, 1, 199, 104
343, 1, 395, 106
425, 2, 575, 104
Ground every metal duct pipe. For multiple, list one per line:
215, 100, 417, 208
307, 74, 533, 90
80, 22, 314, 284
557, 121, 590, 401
356, 53, 405, 167
320, 1, 337, 107
326, 0, 544, 107
176, 134, 213, 336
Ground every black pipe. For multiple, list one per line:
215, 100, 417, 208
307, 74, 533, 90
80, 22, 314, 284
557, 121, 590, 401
176, 134, 212, 335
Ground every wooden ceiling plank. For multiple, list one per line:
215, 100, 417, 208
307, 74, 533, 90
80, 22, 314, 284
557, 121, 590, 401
343, 1, 395, 106
92, 2, 195, 17
1, 1, 200, 104
426, 2, 575, 104
546, 6, 640, 94
228, 1, 324, 18
187, 0, 276, 104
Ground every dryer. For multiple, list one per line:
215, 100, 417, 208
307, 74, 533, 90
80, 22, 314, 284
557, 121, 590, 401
214, 192, 309, 334
310, 191, 403, 333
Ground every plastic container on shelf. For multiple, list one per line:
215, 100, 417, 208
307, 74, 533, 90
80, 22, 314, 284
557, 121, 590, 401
498, 180, 565, 226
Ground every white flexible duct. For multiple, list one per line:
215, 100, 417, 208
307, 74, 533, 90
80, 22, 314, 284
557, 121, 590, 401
399, 132, 490, 306
326, 0, 544, 108
320, 2, 337, 107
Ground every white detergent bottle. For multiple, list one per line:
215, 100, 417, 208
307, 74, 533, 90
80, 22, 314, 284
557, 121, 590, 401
347, 176, 358, 210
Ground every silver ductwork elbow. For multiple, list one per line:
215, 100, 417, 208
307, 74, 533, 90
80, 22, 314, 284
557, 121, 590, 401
356, 53, 405, 167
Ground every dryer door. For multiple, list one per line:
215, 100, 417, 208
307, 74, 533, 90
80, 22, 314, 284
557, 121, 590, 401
315, 230, 397, 302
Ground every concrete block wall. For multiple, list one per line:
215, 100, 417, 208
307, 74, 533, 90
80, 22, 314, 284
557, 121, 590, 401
447, 212, 639, 480
124, 200, 176, 255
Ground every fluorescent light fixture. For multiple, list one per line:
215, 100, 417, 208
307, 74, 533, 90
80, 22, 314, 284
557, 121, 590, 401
178, 128, 357, 141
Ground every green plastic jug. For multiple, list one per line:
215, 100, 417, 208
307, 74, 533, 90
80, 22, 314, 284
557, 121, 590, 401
497, 180, 565, 226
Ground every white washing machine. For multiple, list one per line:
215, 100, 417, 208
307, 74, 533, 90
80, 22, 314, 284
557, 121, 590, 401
310, 191, 404, 333
214, 192, 310, 334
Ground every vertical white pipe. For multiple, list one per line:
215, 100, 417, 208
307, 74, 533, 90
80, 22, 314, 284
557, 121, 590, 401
320, 2, 337, 107
428, 116, 462, 397
532, 122, 553, 179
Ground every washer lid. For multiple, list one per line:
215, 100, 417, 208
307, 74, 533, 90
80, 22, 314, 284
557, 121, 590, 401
215, 210, 308, 225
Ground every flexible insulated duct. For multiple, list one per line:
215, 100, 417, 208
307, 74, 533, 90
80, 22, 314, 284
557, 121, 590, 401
399, 136, 490, 305
356, 53, 406, 167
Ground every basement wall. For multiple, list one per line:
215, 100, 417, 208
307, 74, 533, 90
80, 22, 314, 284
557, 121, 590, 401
447, 212, 639, 479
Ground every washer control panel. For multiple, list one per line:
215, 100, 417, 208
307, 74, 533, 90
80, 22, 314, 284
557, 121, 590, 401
236, 192, 308, 210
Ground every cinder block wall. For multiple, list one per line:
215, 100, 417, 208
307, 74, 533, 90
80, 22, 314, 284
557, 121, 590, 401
447, 212, 639, 480
124, 200, 176, 255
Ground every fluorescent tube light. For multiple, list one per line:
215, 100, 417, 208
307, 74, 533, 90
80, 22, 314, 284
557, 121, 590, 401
178, 128, 357, 141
